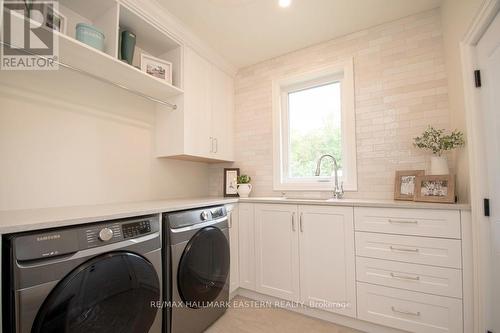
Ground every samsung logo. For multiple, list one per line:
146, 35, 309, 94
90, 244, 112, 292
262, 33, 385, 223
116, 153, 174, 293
36, 234, 61, 242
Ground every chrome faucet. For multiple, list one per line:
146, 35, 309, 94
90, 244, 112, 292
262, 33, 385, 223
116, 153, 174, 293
315, 154, 344, 199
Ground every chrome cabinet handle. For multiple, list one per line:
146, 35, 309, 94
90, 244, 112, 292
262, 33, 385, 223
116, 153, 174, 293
209, 137, 214, 153
390, 246, 420, 253
291, 212, 296, 231
299, 213, 304, 232
228, 212, 232, 228
389, 219, 418, 224
390, 272, 420, 281
214, 138, 218, 153
391, 306, 421, 316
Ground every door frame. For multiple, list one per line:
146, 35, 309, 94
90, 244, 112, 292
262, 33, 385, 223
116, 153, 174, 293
460, 1, 500, 332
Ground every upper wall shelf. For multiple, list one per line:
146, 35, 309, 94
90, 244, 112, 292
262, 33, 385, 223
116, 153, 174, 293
5, 0, 184, 107
57, 32, 184, 101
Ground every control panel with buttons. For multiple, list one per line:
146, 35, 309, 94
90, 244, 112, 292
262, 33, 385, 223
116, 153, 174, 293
122, 220, 152, 239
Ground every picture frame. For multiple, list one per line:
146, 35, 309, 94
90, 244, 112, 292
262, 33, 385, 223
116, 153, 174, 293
394, 170, 425, 201
414, 175, 456, 203
223, 168, 240, 197
140, 54, 173, 84
43, 5, 67, 34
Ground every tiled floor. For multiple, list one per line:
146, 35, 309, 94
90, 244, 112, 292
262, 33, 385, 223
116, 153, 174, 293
205, 297, 363, 333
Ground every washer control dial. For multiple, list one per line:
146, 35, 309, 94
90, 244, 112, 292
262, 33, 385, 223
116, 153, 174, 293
201, 211, 210, 221
98, 227, 114, 241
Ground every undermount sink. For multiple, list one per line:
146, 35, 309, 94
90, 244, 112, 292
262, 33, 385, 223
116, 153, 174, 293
275, 197, 344, 202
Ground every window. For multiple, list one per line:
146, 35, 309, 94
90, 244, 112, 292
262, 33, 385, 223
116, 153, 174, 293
273, 59, 357, 191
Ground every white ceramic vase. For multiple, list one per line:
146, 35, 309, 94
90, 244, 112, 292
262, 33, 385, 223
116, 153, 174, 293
430, 155, 449, 175
237, 184, 252, 198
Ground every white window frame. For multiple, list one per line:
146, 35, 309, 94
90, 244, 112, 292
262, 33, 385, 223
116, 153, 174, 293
272, 58, 357, 191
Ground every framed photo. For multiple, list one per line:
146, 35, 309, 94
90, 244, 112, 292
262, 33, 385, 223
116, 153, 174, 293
394, 170, 425, 201
223, 168, 240, 197
415, 175, 455, 203
43, 5, 67, 34
140, 54, 173, 84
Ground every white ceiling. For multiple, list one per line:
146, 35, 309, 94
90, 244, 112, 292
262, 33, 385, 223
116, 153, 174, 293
158, 0, 443, 69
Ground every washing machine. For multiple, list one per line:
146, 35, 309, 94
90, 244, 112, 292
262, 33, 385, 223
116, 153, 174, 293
2, 214, 163, 333
163, 206, 230, 333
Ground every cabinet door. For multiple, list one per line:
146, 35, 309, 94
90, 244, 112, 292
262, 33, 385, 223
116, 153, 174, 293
227, 204, 239, 294
254, 204, 299, 301
298, 205, 356, 317
238, 203, 255, 290
210, 66, 235, 161
183, 46, 212, 158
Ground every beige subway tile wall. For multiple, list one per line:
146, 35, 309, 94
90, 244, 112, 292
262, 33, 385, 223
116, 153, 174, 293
210, 9, 457, 200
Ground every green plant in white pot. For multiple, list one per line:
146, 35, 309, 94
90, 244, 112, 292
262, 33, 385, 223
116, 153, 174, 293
237, 175, 252, 198
414, 126, 465, 175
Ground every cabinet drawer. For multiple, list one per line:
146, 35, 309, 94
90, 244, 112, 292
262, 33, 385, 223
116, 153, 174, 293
354, 207, 461, 239
356, 257, 462, 298
355, 232, 462, 268
357, 282, 463, 333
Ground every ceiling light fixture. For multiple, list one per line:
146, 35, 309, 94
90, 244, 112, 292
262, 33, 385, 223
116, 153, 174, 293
279, 0, 291, 8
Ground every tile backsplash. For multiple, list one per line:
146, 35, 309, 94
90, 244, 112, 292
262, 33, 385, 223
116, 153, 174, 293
210, 9, 453, 200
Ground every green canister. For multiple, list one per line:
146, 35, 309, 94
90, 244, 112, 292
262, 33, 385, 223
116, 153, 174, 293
120, 30, 136, 65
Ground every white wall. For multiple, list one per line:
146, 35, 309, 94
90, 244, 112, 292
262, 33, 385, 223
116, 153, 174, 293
210, 9, 455, 200
440, 0, 484, 203
0, 70, 209, 211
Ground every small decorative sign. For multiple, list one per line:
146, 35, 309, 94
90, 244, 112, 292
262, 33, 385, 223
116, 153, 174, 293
224, 168, 240, 197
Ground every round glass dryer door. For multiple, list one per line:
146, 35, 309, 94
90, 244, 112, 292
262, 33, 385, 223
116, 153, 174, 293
178, 226, 230, 308
32, 252, 160, 333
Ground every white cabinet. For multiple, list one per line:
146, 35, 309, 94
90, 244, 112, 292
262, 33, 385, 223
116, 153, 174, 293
238, 203, 256, 290
183, 47, 212, 158
354, 207, 465, 333
248, 203, 356, 316
155, 46, 234, 162
210, 66, 234, 161
298, 205, 356, 317
227, 204, 239, 294
254, 204, 300, 301
234, 203, 467, 332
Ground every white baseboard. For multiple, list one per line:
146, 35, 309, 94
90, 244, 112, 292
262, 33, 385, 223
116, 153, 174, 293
233, 288, 405, 333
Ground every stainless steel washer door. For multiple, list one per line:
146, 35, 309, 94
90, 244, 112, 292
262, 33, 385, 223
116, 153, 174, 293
177, 226, 230, 308
31, 251, 160, 333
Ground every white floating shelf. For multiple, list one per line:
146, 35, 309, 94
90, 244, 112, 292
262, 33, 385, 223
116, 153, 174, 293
57, 33, 184, 101
3, 4, 183, 107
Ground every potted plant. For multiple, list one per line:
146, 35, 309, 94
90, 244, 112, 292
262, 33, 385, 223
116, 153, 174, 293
237, 175, 252, 198
413, 126, 465, 175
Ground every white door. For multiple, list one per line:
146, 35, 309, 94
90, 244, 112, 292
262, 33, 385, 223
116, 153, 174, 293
183, 46, 212, 158
227, 204, 239, 294
298, 205, 356, 317
254, 204, 300, 301
238, 203, 256, 290
210, 66, 235, 161
476, 10, 500, 333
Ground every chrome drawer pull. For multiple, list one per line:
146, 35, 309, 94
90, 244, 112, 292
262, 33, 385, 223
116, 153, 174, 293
390, 246, 420, 253
390, 272, 420, 281
388, 219, 418, 224
391, 306, 421, 316
291, 212, 296, 231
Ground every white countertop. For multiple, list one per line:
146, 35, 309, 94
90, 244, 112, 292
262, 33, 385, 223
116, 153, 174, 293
239, 197, 470, 210
0, 196, 469, 234
0, 197, 238, 234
